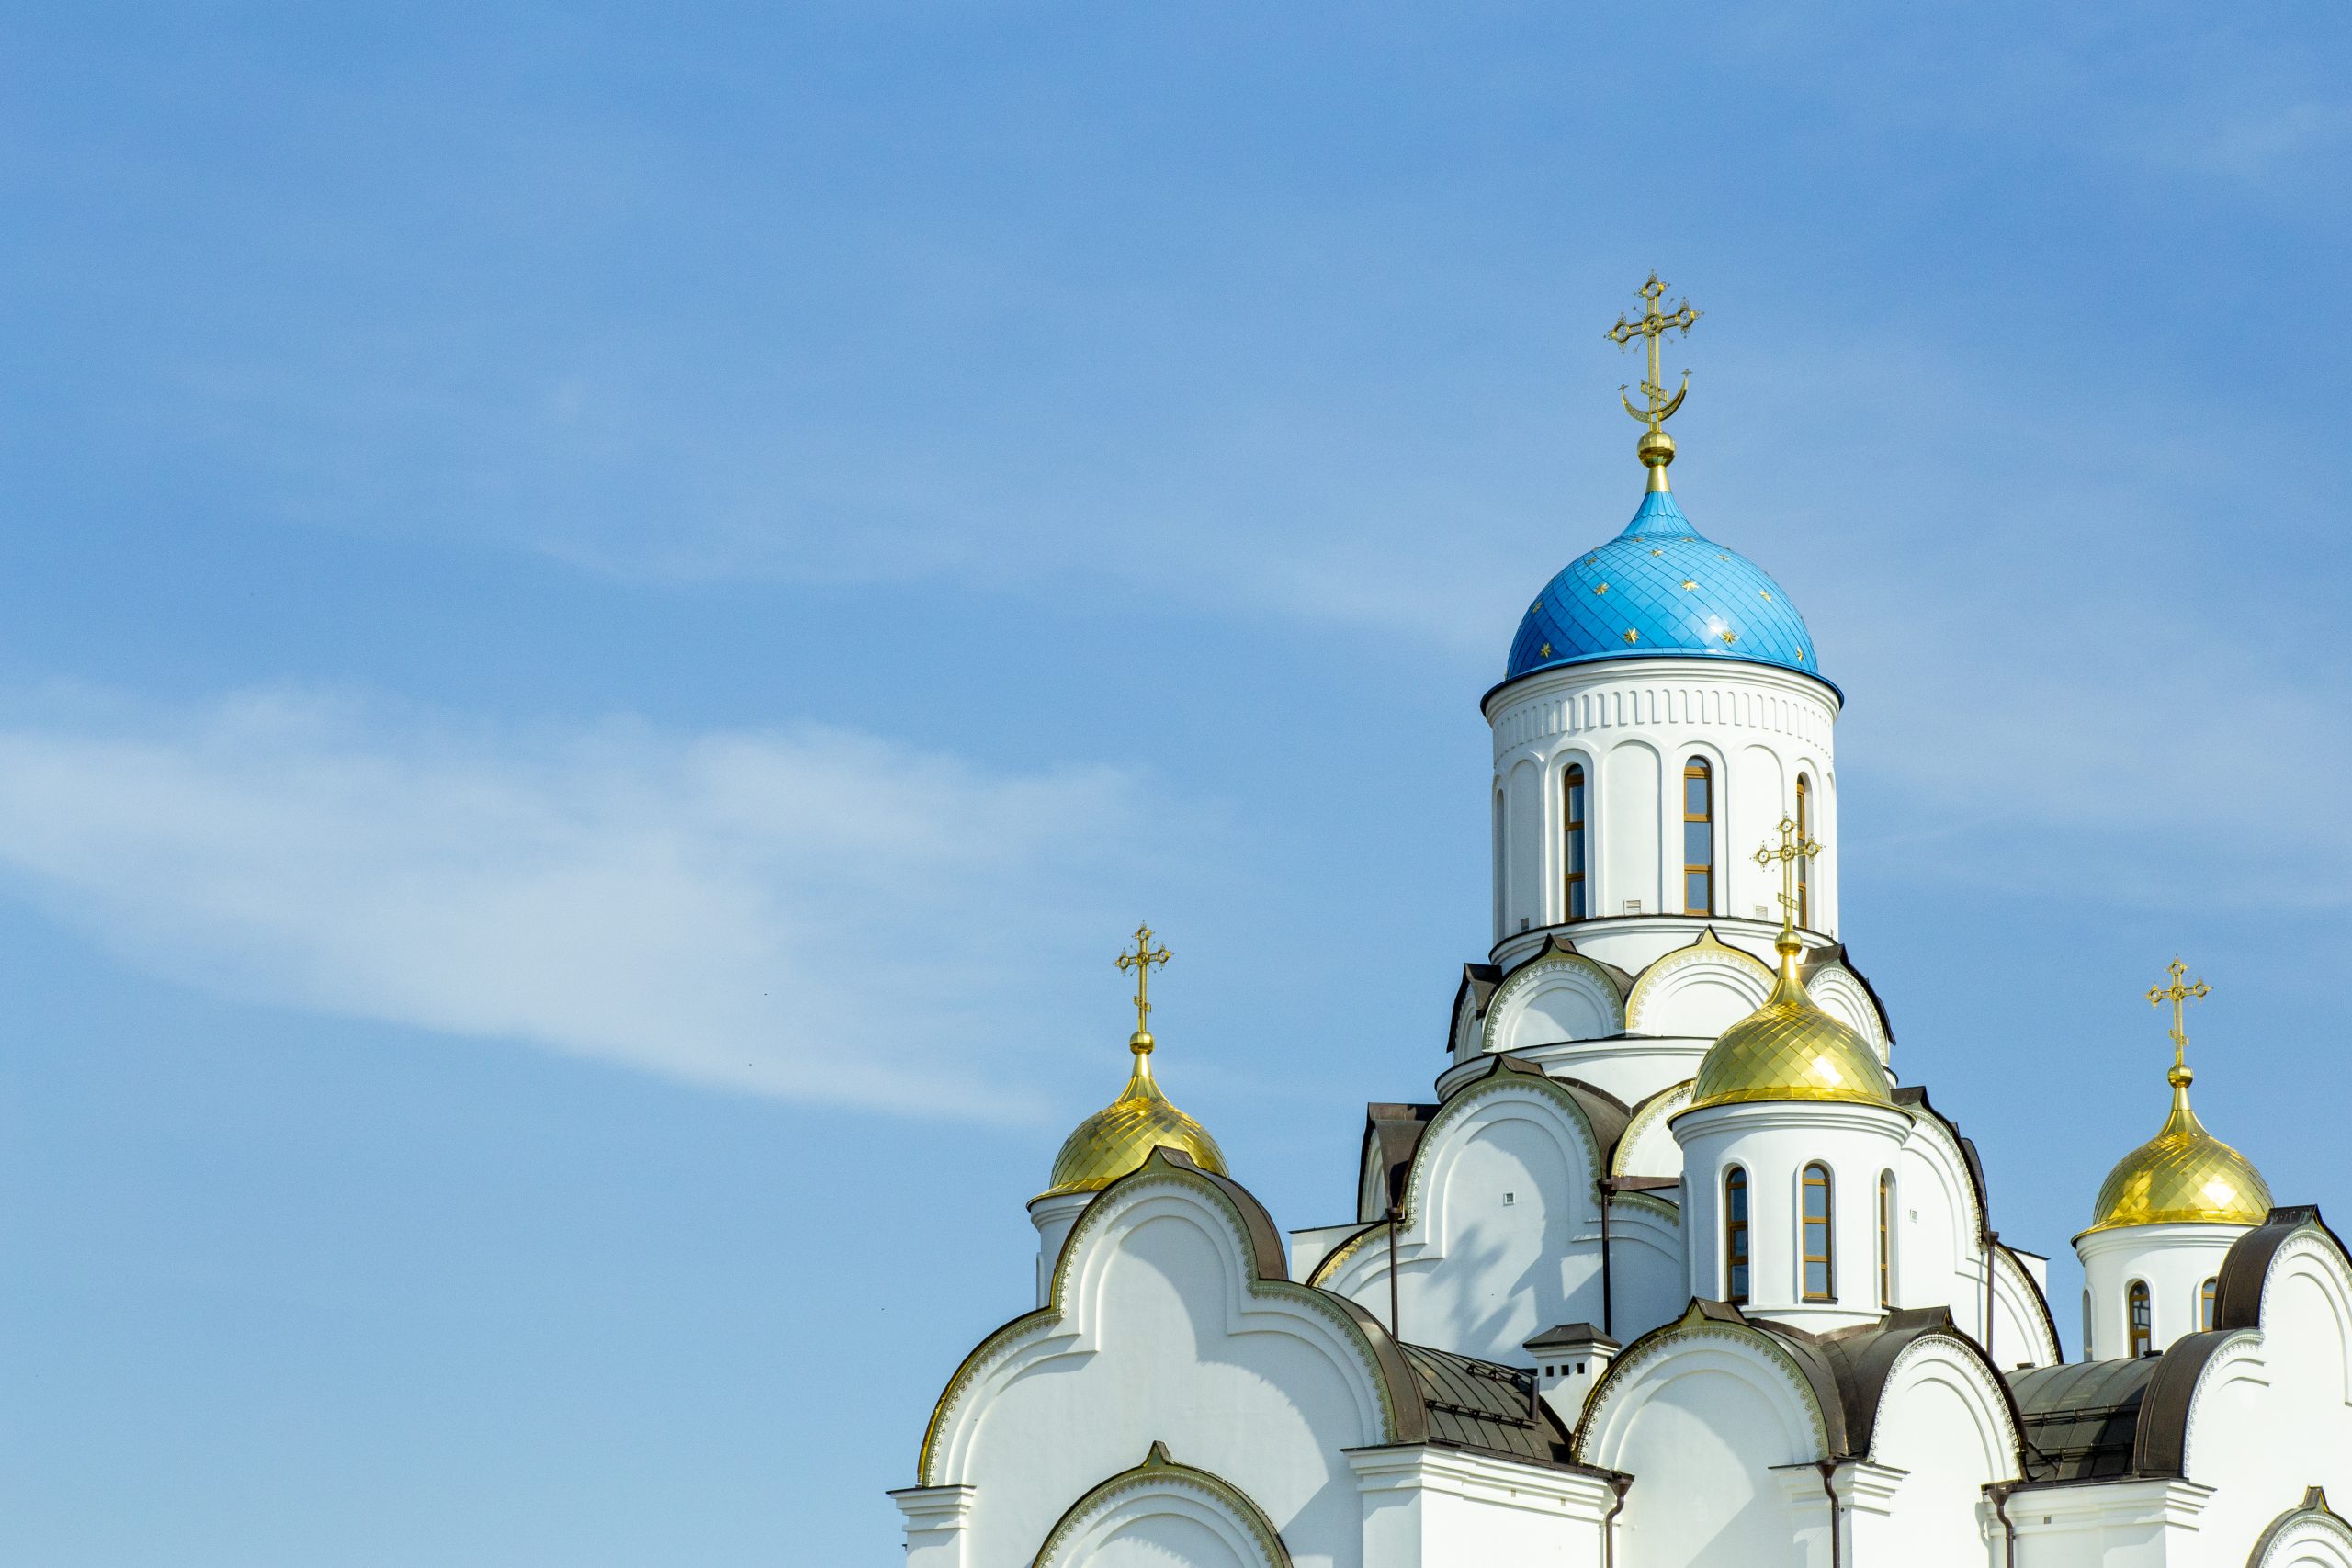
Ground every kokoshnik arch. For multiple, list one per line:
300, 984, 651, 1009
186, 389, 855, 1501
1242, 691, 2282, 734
891, 279, 2352, 1568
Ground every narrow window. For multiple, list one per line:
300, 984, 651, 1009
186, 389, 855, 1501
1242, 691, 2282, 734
1682, 758, 1714, 915
1563, 764, 1589, 923
1795, 773, 1813, 929
1802, 1162, 1835, 1301
1876, 1170, 1894, 1310
2128, 1280, 2153, 1356
2082, 1291, 2094, 1361
1724, 1168, 1750, 1304
2199, 1277, 2218, 1332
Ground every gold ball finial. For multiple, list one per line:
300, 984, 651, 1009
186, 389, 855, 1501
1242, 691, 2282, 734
1637, 428, 1676, 468
1129, 1028, 1154, 1055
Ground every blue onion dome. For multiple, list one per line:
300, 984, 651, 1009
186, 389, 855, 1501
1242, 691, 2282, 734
1505, 490, 1820, 682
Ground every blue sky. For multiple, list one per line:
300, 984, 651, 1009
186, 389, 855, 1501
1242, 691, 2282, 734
4, 4, 2349, 1563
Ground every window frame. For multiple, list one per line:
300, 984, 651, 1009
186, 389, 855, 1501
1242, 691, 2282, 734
1682, 757, 1715, 916
2128, 1280, 2154, 1356
1563, 762, 1589, 923
1876, 1169, 1894, 1310
2199, 1277, 2219, 1332
1801, 1161, 1836, 1302
1724, 1166, 1750, 1305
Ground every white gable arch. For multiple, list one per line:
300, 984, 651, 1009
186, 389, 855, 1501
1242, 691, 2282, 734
1480, 948, 1627, 1055
1612, 1080, 1692, 1181
1033, 1444, 1289, 1568
1309, 1066, 1608, 1364
1624, 931, 1775, 1039
919, 1156, 1408, 1567
2250, 1493, 2352, 1568
1864, 1337, 2019, 1568
1578, 1321, 1830, 1568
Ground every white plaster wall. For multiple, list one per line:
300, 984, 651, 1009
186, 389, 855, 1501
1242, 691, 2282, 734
1893, 1119, 1993, 1346
1603, 741, 1662, 922
1349, 1447, 1613, 1568
1319, 1084, 1605, 1364
1585, 1343, 1818, 1568
1060, 1505, 1261, 1568
2075, 1224, 2247, 1360
1483, 659, 1841, 948
1674, 1100, 1911, 1331
1863, 1340, 2016, 1568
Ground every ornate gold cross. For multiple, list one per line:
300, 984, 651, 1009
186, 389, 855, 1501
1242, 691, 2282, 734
1753, 814, 1820, 933
1117, 923, 1172, 1043
1608, 273, 1701, 437
2147, 957, 2210, 1072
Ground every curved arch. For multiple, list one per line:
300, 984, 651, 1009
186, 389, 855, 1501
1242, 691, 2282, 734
1479, 944, 1627, 1055
1576, 1303, 1840, 1469
1031, 1441, 1291, 1568
1611, 1078, 1693, 1179
2249, 1489, 2352, 1568
1994, 1243, 2064, 1368
1623, 928, 1775, 1037
1306, 1060, 1618, 1359
1862, 1330, 2024, 1474
920, 1149, 1422, 1487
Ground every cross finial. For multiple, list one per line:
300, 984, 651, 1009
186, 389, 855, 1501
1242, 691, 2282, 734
1606, 273, 1702, 491
1752, 813, 1821, 957
2146, 956, 2210, 1087
1116, 923, 1172, 1055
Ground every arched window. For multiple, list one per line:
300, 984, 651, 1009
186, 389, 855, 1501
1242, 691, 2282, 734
2082, 1291, 2094, 1361
1795, 773, 1813, 928
1563, 764, 1589, 922
1876, 1170, 1894, 1310
1724, 1168, 1750, 1304
2128, 1280, 2153, 1356
1682, 758, 1714, 915
1802, 1162, 1835, 1301
2199, 1277, 2219, 1331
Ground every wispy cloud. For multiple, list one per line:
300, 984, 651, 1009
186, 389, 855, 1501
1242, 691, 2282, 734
0, 688, 1162, 1118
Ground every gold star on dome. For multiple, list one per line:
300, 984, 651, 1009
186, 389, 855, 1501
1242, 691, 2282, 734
1760, 590, 1772, 601
1594, 582, 1609, 594
1681, 579, 1697, 591
1722, 629, 1737, 645
1623, 628, 1640, 645
1540, 642, 1553, 657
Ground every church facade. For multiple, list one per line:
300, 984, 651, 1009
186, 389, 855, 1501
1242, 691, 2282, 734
889, 281, 2352, 1568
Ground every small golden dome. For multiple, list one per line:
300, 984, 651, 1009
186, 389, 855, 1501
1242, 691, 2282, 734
1689, 935, 1893, 1111
2084, 1065, 2270, 1234
1040, 1031, 1227, 1200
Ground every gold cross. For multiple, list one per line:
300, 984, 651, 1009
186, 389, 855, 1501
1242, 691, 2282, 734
1752, 814, 1820, 934
1117, 923, 1172, 1043
1607, 273, 1701, 437
2146, 957, 2210, 1073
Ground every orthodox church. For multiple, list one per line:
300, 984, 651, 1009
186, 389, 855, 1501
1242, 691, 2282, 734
890, 280, 2352, 1568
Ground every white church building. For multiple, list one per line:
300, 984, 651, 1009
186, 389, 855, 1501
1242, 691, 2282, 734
890, 281, 2352, 1568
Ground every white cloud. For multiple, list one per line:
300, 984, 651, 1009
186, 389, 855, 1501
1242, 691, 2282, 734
0, 689, 1159, 1119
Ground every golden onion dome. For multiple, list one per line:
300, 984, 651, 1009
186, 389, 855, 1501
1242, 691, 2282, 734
2084, 1063, 2270, 1234
1039, 1030, 1227, 1200
1689, 933, 1893, 1111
